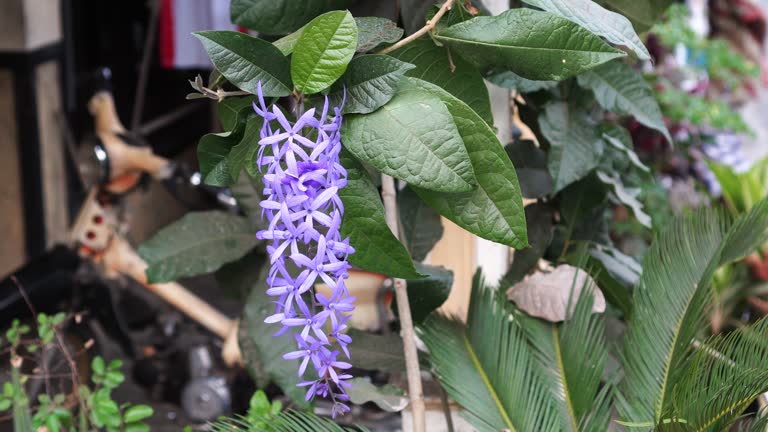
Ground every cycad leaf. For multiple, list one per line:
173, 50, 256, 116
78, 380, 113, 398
210, 410, 368, 431
663, 317, 768, 432
516, 282, 611, 432
419, 272, 559, 432
619, 198, 768, 428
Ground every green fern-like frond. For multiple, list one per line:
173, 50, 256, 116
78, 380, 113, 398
515, 281, 611, 432
664, 317, 768, 431
620, 198, 768, 428
418, 272, 560, 432
209, 410, 368, 432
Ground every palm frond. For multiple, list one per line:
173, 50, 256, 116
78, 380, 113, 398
620, 198, 768, 428
664, 317, 768, 432
209, 410, 368, 432
515, 279, 610, 432
418, 272, 560, 432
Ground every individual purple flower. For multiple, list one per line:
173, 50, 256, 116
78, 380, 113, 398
253, 82, 355, 416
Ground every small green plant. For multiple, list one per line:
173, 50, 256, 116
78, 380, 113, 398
0, 313, 154, 431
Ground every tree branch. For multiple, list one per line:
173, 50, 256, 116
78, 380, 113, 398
376, 0, 456, 55
380, 174, 426, 432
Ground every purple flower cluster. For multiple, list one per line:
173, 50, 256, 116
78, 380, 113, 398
253, 82, 355, 417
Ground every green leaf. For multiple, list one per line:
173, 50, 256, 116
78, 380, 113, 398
602, 125, 649, 173
522, 0, 650, 60
402, 78, 527, 248
211, 409, 367, 431
582, 243, 638, 317
505, 140, 553, 198
339, 151, 422, 279
485, 70, 558, 93
138, 211, 260, 283
91, 357, 106, 375
435, 9, 625, 81
540, 102, 604, 193
291, 11, 358, 94
347, 329, 406, 372
396, 264, 453, 324
577, 60, 671, 142
419, 272, 560, 432
124, 424, 150, 432
346, 378, 408, 412
230, 0, 353, 35
390, 40, 493, 125
198, 132, 237, 186
238, 258, 309, 408
123, 405, 154, 424
500, 203, 554, 289
596, 170, 651, 228
321, 54, 415, 114
398, 186, 444, 262
218, 96, 256, 131
516, 282, 612, 432
273, 28, 304, 55
194, 31, 292, 97
619, 199, 768, 427
228, 116, 265, 181
595, 0, 673, 33
355, 17, 403, 52
340, 84, 476, 193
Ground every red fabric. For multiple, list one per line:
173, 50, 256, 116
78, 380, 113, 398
159, 0, 175, 69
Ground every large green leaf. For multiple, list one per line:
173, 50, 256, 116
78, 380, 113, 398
355, 17, 403, 52
516, 282, 612, 432
322, 54, 414, 114
199, 103, 251, 187
596, 170, 651, 228
346, 378, 408, 412
577, 60, 671, 142
398, 186, 444, 262
397, 264, 454, 324
138, 211, 260, 283
522, 0, 650, 60
419, 272, 560, 432
233, 254, 309, 408
595, 0, 673, 33
435, 9, 625, 81
540, 102, 604, 193
340, 84, 476, 193
291, 11, 358, 94
346, 329, 406, 372
230, 0, 353, 35
390, 40, 493, 125
228, 116, 265, 182
505, 140, 553, 198
339, 152, 422, 279
486, 70, 558, 93
218, 96, 256, 131
399, 78, 527, 248
194, 31, 291, 97
619, 198, 768, 428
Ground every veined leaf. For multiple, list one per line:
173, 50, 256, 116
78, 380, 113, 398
619, 198, 768, 428
390, 40, 494, 125
340, 84, 477, 193
486, 70, 558, 93
218, 96, 256, 130
398, 186, 444, 262
194, 31, 292, 97
291, 11, 358, 94
516, 282, 612, 432
338, 152, 422, 279
595, 0, 673, 33
522, 0, 650, 60
355, 17, 403, 52
596, 170, 651, 228
398, 263, 454, 324
230, 0, 353, 35
435, 9, 625, 81
540, 102, 604, 193
346, 378, 408, 412
323, 55, 415, 114
578, 60, 671, 142
138, 211, 260, 283
346, 329, 406, 372
402, 78, 527, 248
419, 272, 560, 432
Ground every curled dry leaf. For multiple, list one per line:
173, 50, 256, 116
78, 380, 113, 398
506, 264, 606, 322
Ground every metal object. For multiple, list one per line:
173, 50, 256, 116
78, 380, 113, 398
181, 346, 231, 422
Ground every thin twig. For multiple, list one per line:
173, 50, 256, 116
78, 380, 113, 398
380, 174, 426, 432
131, 0, 161, 131
376, 0, 456, 55
437, 376, 455, 432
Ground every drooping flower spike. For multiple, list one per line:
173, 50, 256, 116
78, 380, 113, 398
253, 82, 355, 416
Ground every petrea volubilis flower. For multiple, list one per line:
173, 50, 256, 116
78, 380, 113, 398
253, 82, 355, 417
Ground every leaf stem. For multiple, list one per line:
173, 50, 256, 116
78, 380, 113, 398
380, 173, 426, 432
376, 0, 456, 55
